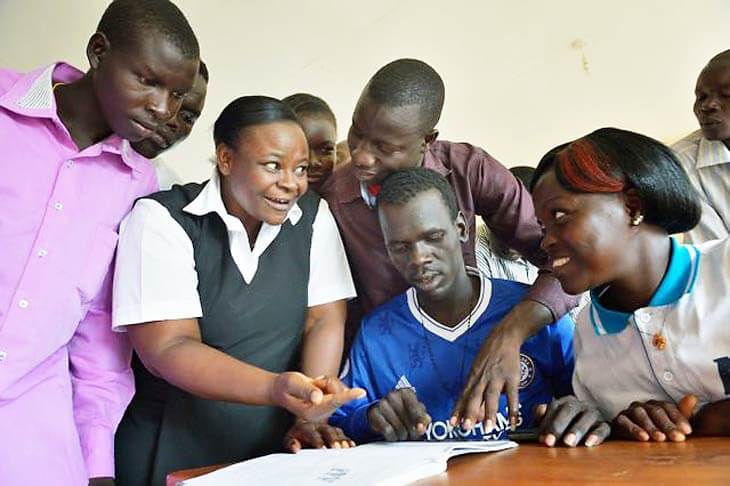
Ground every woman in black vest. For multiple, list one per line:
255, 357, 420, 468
112, 97, 362, 485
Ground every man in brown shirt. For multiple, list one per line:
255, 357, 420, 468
321, 58, 578, 431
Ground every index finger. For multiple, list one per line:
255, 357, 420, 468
505, 376, 520, 430
483, 375, 507, 432
304, 387, 366, 422
401, 389, 432, 434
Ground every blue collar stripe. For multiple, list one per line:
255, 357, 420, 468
588, 237, 700, 336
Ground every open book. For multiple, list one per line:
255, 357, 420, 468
178, 440, 518, 485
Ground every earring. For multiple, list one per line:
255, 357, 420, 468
630, 212, 644, 226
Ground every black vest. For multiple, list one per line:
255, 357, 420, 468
115, 181, 319, 486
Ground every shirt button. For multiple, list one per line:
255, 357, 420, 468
65, 160, 73, 168
54, 202, 63, 211
37, 249, 48, 258
663, 371, 673, 382
640, 314, 651, 323
0, 351, 6, 362
18, 298, 29, 309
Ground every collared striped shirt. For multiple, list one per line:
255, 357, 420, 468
672, 130, 730, 243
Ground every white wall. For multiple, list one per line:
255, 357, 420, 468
1, 0, 728, 183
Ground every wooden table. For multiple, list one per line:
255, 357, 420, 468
167, 438, 730, 485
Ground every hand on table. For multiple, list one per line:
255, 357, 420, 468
368, 388, 432, 441
450, 318, 522, 432
613, 394, 697, 442
534, 395, 610, 447
284, 419, 355, 452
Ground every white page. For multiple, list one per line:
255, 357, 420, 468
178, 440, 517, 486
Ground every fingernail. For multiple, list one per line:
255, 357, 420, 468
545, 434, 556, 447
463, 419, 473, 430
585, 435, 597, 447
564, 433, 576, 447
333, 442, 341, 449
484, 419, 493, 433
449, 416, 457, 426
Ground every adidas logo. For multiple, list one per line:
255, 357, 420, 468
395, 375, 416, 392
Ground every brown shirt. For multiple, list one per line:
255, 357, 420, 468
322, 140, 578, 333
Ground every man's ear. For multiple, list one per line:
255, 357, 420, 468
87, 32, 111, 71
455, 210, 469, 243
216, 144, 233, 176
424, 129, 439, 146
623, 187, 643, 223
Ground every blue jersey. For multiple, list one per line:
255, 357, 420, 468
330, 271, 575, 443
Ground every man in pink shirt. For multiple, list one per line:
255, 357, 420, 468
0, 1, 200, 484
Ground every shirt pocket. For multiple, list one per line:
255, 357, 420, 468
77, 225, 119, 303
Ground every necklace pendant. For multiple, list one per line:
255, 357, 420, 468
652, 333, 666, 350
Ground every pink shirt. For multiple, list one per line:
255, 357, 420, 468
0, 64, 158, 485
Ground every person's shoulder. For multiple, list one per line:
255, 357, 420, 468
671, 130, 703, 159
695, 237, 730, 271
0, 66, 24, 95
488, 278, 530, 303
361, 292, 410, 330
430, 139, 501, 168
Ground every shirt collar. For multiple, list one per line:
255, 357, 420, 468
588, 237, 702, 336
0, 62, 145, 173
406, 266, 492, 343
696, 135, 730, 169
422, 141, 452, 176
336, 142, 449, 206
183, 168, 303, 230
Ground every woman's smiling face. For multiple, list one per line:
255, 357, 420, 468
532, 168, 635, 295
220, 120, 309, 227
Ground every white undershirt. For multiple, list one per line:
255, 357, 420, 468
112, 170, 356, 328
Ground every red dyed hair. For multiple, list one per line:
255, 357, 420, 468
556, 138, 625, 193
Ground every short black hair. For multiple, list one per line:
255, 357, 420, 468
365, 59, 445, 132
378, 167, 458, 219
98, 0, 199, 59
708, 49, 730, 65
282, 93, 336, 126
509, 166, 536, 192
532, 127, 702, 234
213, 96, 300, 148
198, 60, 209, 83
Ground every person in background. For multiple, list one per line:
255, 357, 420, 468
475, 166, 539, 283
672, 49, 730, 243
0, 1, 200, 484
112, 96, 362, 485
282, 93, 338, 191
532, 128, 730, 448
336, 139, 351, 167
132, 60, 209, 189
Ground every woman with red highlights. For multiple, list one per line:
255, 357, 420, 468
530, 128, 730, 447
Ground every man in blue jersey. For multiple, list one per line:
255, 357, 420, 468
329, 168, 575, 442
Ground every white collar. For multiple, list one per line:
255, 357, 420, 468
182, 169, 303, 284
697, 135, 730, 169
183, 168, 303, 231
407, 267, 492, 343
